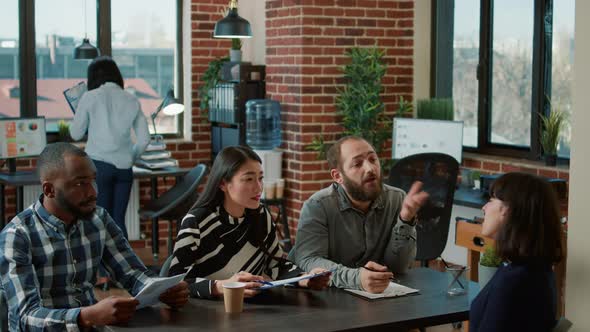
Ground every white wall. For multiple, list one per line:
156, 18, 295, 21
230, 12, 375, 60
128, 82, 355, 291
239, 0, 266, 65
565, 1, 590, 329
413, 0, 431, 112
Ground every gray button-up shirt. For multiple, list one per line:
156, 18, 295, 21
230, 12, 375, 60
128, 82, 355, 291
288, 183, 416, 290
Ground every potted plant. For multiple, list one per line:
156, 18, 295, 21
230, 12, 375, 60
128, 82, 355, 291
479, 246, 501, 288
230, 38, 242, 62
417, 98, 454, 120
307, 46, 389, 170
198, 56, 229, 117
470, 170, 482, 190
396, 96, 413, 118
57, 120, 71, 142
539, 100, 567, 166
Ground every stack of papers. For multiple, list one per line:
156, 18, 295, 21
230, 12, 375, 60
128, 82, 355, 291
344, 282, 419, 300
135, 273, 187, 309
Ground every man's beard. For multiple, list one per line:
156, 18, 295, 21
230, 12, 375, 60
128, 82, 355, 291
55, 190, 96, 220
342, 172, 383, 202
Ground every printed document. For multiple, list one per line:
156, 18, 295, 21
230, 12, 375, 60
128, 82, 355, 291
344, 282, 419, 300
135, 273, 187, 309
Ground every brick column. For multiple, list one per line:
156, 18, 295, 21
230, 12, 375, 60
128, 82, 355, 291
265, 0, 415, 239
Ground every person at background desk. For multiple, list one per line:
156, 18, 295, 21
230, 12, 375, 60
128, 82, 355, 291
70, 55, 150, 239
470, 172, 564, 331
168, 146, 330, 298
0, 143, 188, 331
288, 136, 429, 293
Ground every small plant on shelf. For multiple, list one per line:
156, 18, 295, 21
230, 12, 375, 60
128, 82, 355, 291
198, 56, 229, 117
539, 98, 567, 166
480, 246, 501, 268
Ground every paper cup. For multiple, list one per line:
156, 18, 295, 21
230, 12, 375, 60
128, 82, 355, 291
264, 180, 276, 199
222, 282, 246, 313
275, 179, 285, 199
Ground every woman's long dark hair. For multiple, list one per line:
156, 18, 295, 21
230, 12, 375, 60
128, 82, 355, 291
193, 145, 268, 246
87, 56, 124, 90
491, 172, 564, 264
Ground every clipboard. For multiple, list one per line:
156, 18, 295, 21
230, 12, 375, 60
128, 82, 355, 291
63, 81, 87, 113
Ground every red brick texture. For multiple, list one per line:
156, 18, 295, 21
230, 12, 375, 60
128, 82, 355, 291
266, 0, 415, 239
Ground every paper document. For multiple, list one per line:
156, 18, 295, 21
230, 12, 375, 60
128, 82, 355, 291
255, 268, 335, 290
135, 273, 186, 309
63, 81, 87, 113
344, 282, 419, 300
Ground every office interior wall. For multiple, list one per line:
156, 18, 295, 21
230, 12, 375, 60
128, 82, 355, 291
239, 0, 266, 65
414, 0, 431, 111
566, 0, 590, 329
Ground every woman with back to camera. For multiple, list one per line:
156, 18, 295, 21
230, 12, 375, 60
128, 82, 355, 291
470, 172, 564, 331
168, 145, 330, 298
70, 56, 150, 239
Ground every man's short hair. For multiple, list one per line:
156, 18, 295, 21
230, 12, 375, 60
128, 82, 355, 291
37, 142, 88, 180
326, 136, 373, 170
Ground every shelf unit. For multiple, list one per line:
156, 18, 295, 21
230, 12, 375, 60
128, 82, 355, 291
209, 62, 266, 159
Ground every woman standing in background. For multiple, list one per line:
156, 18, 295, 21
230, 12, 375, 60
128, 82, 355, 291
70, 56, 150, 238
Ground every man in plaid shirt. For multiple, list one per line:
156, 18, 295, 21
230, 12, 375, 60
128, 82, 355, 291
0, 143, 189, 331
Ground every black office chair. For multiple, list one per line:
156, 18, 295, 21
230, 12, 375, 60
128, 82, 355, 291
139, 164, 207, 259
386, 153, 459, 266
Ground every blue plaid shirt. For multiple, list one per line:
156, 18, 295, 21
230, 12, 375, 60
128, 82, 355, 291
0, 197, 152, 331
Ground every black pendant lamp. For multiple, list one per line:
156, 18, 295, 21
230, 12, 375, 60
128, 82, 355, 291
74, 0, 100, 60
213, 0, 252, 38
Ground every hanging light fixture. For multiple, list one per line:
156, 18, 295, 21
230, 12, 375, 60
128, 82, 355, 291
74, 0, 100, 60
213, 0, 252, 38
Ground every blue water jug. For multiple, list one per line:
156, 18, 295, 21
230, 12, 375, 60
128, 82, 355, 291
245, 99, 282, 150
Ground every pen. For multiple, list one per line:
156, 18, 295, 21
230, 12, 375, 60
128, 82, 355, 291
361, 266, 399, 283
256, 280, 274, 286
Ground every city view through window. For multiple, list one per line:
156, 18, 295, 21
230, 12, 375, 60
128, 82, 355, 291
0, 0, 179, 135
453, 0, 574, 158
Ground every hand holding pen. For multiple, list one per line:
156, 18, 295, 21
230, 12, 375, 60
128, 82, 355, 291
359, 261, 394, 294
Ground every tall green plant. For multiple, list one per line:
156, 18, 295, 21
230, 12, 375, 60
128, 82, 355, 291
539, 99, 567, 155
198, 57, 229, 113
308, 46, 388, 160
417, 98, 454, 120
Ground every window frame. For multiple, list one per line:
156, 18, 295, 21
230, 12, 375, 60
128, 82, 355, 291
433, 0, 568, 162
15, 0, 184, 141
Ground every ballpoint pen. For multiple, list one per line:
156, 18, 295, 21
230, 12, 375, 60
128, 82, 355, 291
361, 266, 399, 283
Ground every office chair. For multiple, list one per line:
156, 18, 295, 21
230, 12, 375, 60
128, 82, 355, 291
159, 254, 175, 277
139, 164, 208, 258
387, 153, 459, 266
0, 286, 6, 332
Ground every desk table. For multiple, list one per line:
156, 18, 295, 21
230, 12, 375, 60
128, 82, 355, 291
104, 268, 477, 331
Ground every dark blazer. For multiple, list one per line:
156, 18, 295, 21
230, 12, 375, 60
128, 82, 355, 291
470, 261, 557, 332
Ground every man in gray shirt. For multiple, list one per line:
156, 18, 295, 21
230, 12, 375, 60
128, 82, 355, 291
289, 136, 429, 293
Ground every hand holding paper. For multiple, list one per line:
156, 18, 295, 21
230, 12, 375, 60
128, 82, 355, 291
134, 273, 187, 309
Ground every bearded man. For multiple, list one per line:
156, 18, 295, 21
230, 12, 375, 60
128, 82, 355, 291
289, 136, 429, 293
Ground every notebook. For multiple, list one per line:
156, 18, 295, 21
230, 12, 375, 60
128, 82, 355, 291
344, 282, 419, 300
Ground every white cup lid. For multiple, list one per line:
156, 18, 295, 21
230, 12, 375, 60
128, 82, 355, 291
222, 282, 247, 289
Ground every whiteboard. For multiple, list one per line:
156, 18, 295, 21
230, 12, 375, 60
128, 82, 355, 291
392, 118, 464, 162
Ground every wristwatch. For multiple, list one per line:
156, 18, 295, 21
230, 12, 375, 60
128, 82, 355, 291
400, 215, 417, 227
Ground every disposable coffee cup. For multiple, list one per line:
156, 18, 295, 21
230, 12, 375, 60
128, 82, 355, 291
264, 180, 276, 199
222, 282, 246, 313
275, 179, 285, 199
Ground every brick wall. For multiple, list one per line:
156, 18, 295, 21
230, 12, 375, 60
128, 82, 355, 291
265, 0, 415, 239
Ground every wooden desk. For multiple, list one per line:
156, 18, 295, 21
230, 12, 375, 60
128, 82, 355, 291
454, 219, 567, 318
104, 268, 477, 331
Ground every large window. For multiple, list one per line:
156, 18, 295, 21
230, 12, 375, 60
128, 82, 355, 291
0, 0, 182, 137
444, 0, 575, 160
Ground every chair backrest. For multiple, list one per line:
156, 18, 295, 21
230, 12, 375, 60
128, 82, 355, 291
140, 164, 208, 220
386, 153, 459, 262
0, 286, 7, 332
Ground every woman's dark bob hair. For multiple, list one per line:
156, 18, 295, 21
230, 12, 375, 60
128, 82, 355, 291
490, 172, 563, 264
87, 56, 124, 90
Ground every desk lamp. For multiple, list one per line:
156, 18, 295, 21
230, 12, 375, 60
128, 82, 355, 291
150, 89, 184, 144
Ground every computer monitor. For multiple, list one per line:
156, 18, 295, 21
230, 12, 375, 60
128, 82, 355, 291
392, 118, 464, 163
0, 117, 47, 167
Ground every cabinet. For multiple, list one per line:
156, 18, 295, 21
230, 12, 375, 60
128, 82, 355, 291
209, 62, 265, 158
